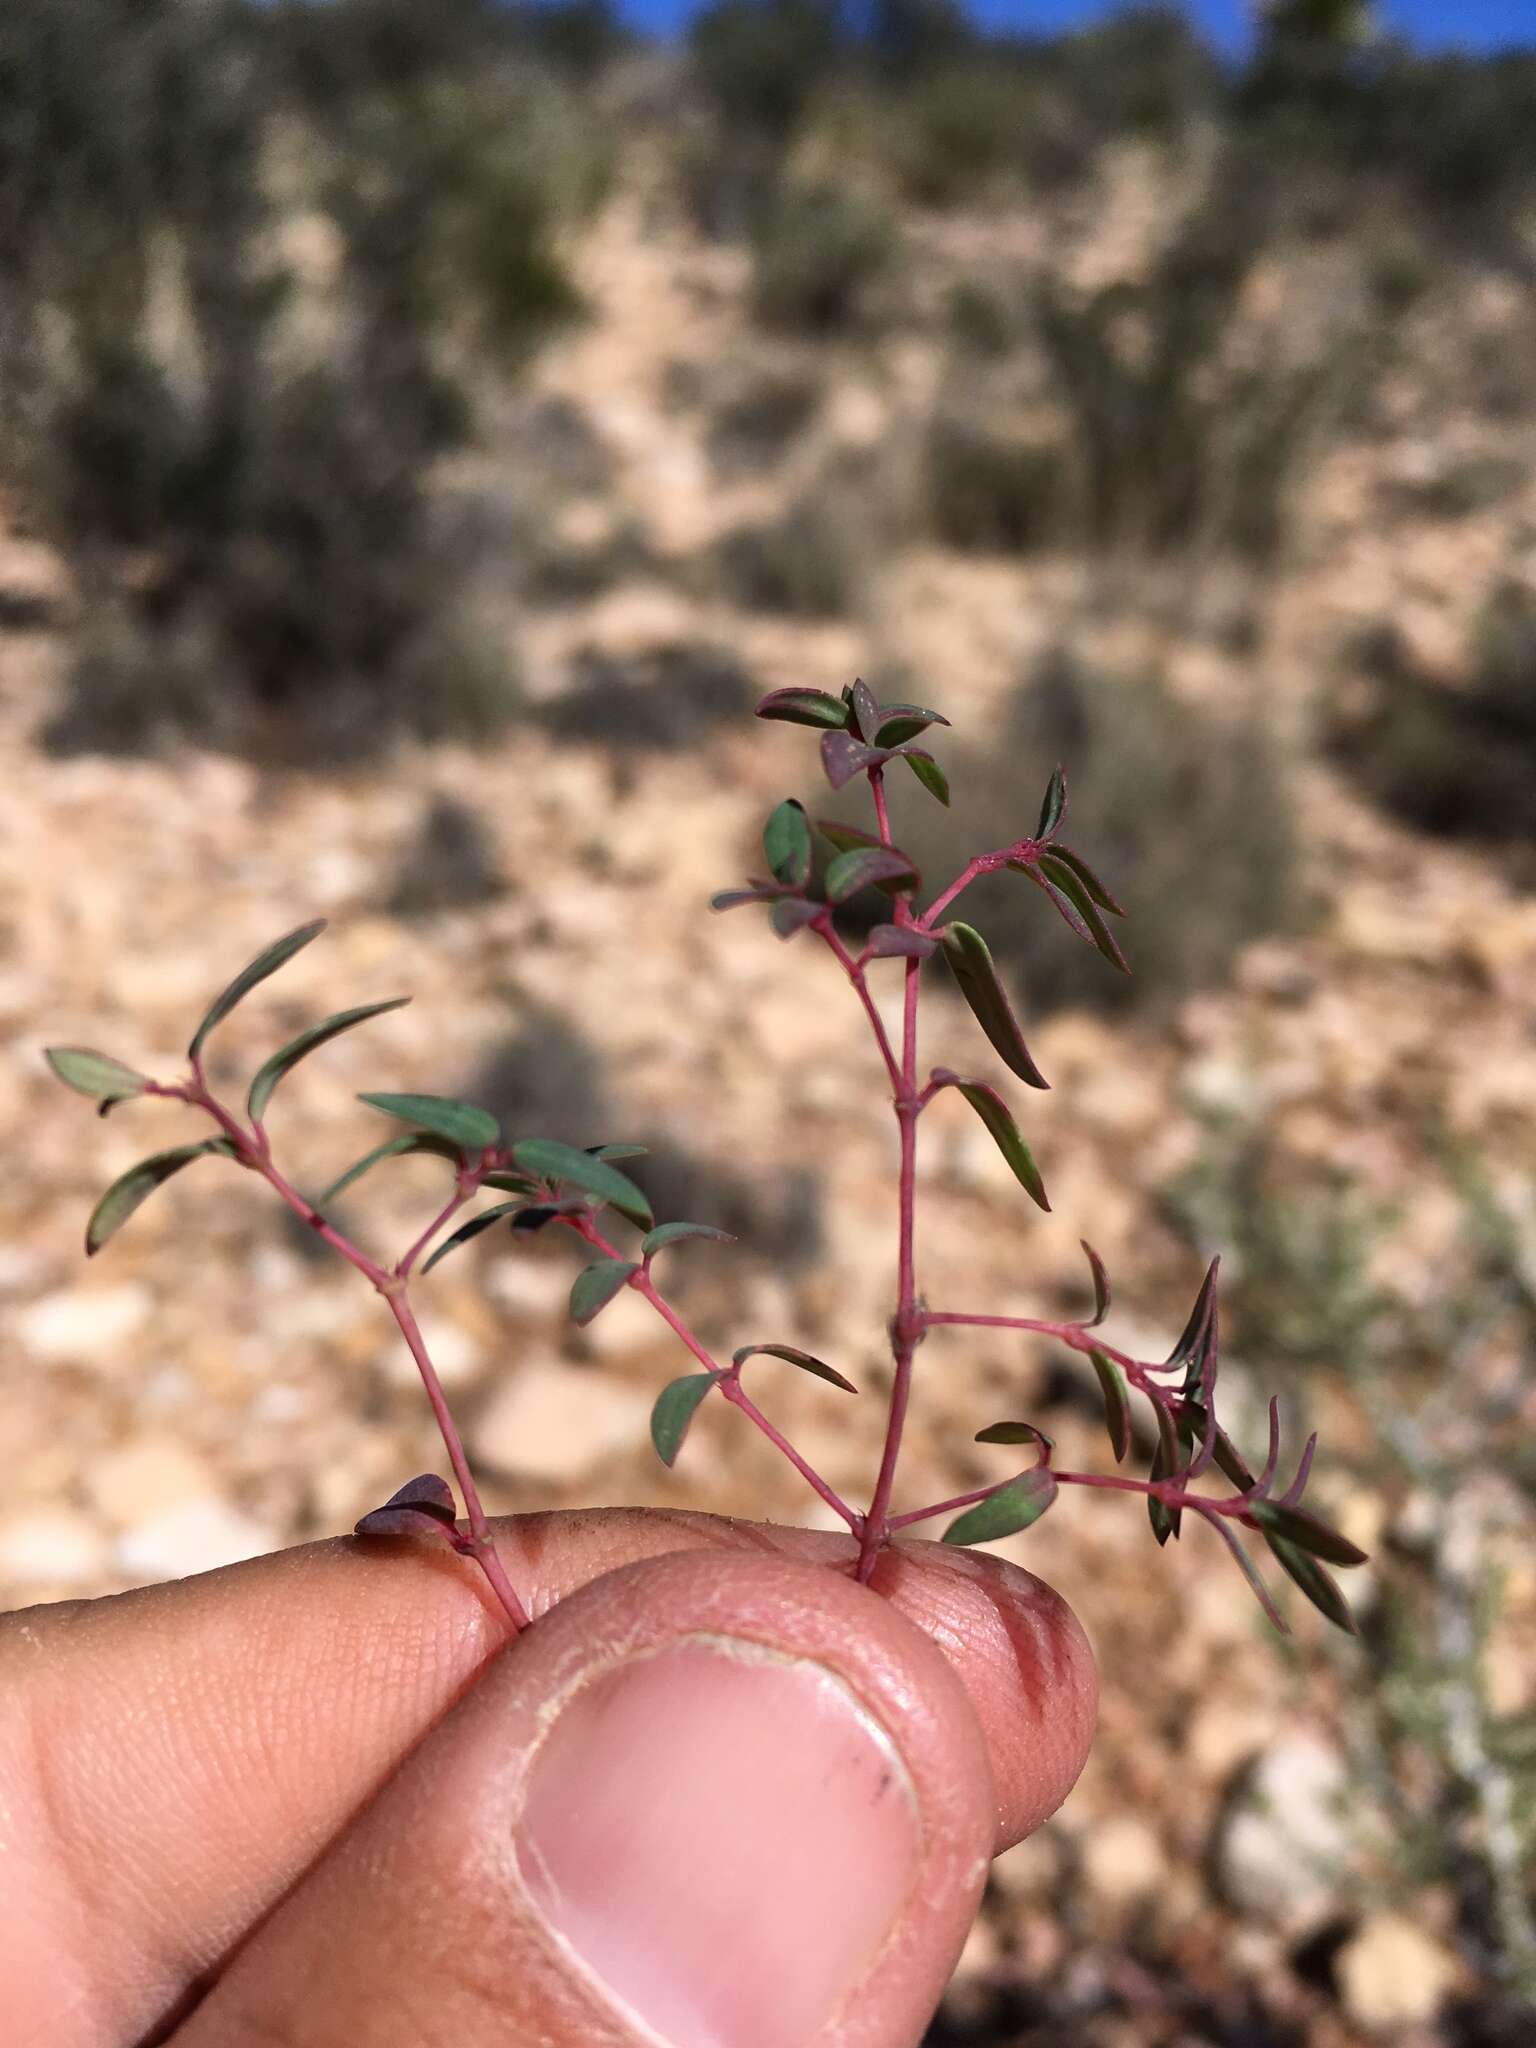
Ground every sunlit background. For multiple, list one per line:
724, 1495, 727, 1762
2, 1, 1534, 2040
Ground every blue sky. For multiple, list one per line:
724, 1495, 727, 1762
613, 0, 1534, 55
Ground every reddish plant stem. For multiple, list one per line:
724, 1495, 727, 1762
720, 1379, 861, 1530
816, 919, 901, 1089
919, 858, 985, 931
921, 1308, 1166, 1403
397, 1180, 477, 1278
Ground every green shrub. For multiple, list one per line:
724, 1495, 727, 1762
924, 413, 1064, 554
749, 179, 895, 335
706, 368, 822, 476
689, 0, 844, 146
713, 491, 862, 617
535, 642, 756, 751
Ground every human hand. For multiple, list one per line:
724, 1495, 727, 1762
1, 1509, 1096, 2047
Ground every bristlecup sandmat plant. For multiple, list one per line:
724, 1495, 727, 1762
46, 680, 1366, 1637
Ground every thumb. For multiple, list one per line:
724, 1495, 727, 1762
175, 1547, 1000, 2048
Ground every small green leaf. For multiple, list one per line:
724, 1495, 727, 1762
940, 923, 1050, 1089
1164, 1258, 1221, 1369
1045, 844, 1125, 917
420, 1202, 527, 1274
763, 799, 812, 888
902, 750, 950, 805
481, 1170, 540, 1194
359, 1092, 499, 1152
188, 919, 327, 1062
650, 1370, 728, 1465
874, 703, 949, 748
867, 923, 936, 959
939, 1073, 1049, 1211
711, 887, 778, 912
1088, 1349, 1132, 1463
849, 677, 881, 743
732, 1343, 857, 1393
570, 1258, 639, 1326
86, 1138, 238, 1255
755, 687, 850, 729
316, 1133, 461, 1207
642, 1221, 736, 1255
45, 1047, 151, 1105
1263, 1534, 1359, 1634
589, 1144, 649, 1162
1080, 1239, 1111, 1325
1247, 1501, 1368, 1568
1036, 854, 1130, 973
1148, 1401, 1184, 1546
973, 1421, 1053, 1449
943, 1469, 1058, 1546
247, 999, 409, 1122
816, 818, 881, 855
1036, 765, 1067, 839
825, 846, 918, 902
514, 1138, 653, 1227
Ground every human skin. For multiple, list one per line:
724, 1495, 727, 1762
0, 1507, 1097, 2048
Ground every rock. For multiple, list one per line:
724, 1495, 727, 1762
1336, 1913, 1463, 2029
87, 1437, 216, 1526
19, 1283, 153, 1364
1213, 1734, 1353, 1933
0, 1507, 110, 1588
470, 1360, 651, 1483
117, 1498, 276, 1582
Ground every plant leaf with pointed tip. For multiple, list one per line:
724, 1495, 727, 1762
943, 1469, 1058, 1546
1080, 1240, 1111, 1325
588, 1143, 648, 1162
1035, 854, 1130, 973
973, 1421, 1053, 1449
1088, 1349, 1132, 1463
509, 1203, 568, 1233
1045, 844, 1125, 917
732, 1343, 857, 1392
711, 887, 779, 912
188, 919, 327, 1061
420, 1201, 527, 1274
755, 687, 849, 729
821, 730, 883, 790
570, 1258, 639, 1326
771, 897, 823, 939
867, 924, 936, 959
940, 923, 1050, 1089
642, 1221, 736, 1255
1263, 1533, 1359, 1634
825, 846, 919, 902
1165, 1258, 1221, 1369
510, 1139, 653, 1228
45, 1047, 151, 1105
764, 799, 812, 888
874, 703, 949, 748
354, 1474, 459, 1542
481, 1170, 539, 1194
816, 818, 880, 854
938, 1073, 1049, 1210
1247, 1501, 1368, 1567
317, 1133, 461, 1207
359, 1092, 499, 1152
902, 750, 950, 805
1015, 859, 1095, 945
849, 677, 881, 743
1181, 1401, 1257, 1491
247, 998, 409, 1122
1148, 1401, 1183, 1545
650, 1369, 728, 1466
86, 1138, 238, 1255
1036, 765, 1067, 839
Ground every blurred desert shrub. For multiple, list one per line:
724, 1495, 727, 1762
714, 487, 864, 616
841, 650, 1301, 1016
923, 413, 1064, 555
706, 366, 822, 476
749, 178, 896, 335
1332, 587, 1536, 841
535, 641, 756, 751
385, 793, 506, 920
1, 0, 607, 761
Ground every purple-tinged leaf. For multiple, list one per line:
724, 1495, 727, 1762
1263, 1534, 1359, 1635
867, 924, 936, 959
1180, 1402, 1257, 1491
247, 998, 409, 1122
1013, 859, 1095, 945
933, 1070, 1049, 1210
650, 1369, 728, 1466
509, 1203, 570, 1233
1036, 853, 1130, 973
973, 1421, 1054, 1452
1036, 765, 1067, 840
901, 750, 950, 806
86, 1138, 239, 1256
711, 887, 779, 912
1080, 1239, 1111, 1326
359, 1091, 499, 1152
1164, 1258, 1221, 1370
821, 730, 883, 790
763, 799, 812, 889
1279, 1431, 1319, 1509
1201, 1511, 1289, 1634
512, 1138, 653, 1229
825, 846, 919, 902
940, 922, 1051, 1090
420, 1201, 527, 1274
1247, 1501, 1368, 1568
642, 1220, 735, 1255
481, 1170, 540, 1194
874, 703, 950, 748
188, 919, 327, 1062
570, 1258, 639, 1326
1088, 1349, 1132, 1463
45, 1047, 151, 1106
849, 677, 882, 744
816, 818, 881, 854
756, 687, 850, 730
1148, 1400, 1183, 1546
771, 896, 823, 939
733, 1343, 858, 1393
942, 1469, 1058, 1546
1046, 844, 1125, 918
354, 1473, 460, 1543
317, 1131, 462, 1207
